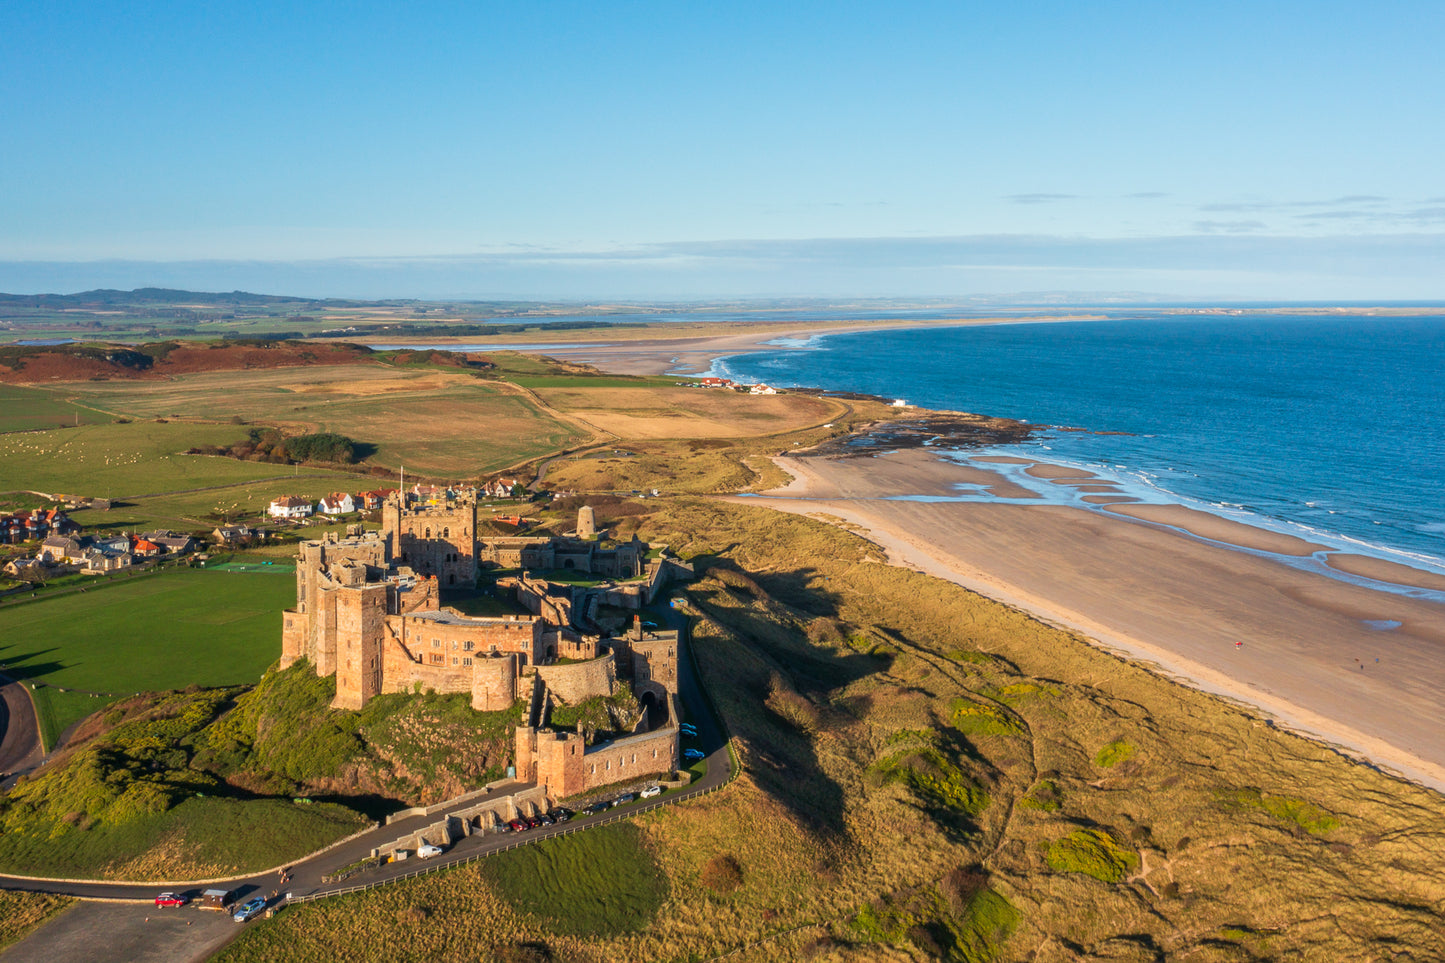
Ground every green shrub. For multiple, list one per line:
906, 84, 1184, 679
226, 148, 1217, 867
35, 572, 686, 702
1045, 828, 1139, 883
1094, 739, 1135, 768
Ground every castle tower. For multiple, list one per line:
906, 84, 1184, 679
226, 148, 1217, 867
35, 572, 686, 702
384, 490, 477, 588
577, 505, 596, 539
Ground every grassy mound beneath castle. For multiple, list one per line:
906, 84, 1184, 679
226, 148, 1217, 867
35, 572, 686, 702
0, 663, 524, 879
193, 660, 523, 805
216, 497, 1445, 961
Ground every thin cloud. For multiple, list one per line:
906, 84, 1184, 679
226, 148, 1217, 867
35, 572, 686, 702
1193, 220, 1267, 234
1006, 193, 1078, 204
1202, 195, 1387, 213
1125, 192, 1169, 199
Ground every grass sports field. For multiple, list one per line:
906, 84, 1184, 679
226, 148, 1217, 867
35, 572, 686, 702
1, 568, 292, 746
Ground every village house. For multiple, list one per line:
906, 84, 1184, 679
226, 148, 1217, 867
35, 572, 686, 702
130, 537, 163, 558
268, 496, 314, 519
480, 478, 521, 499
144, 532, 198, 555
39, 535, 88, 565
319, 492, 357, 515
699, 377, 733, 388
358, 489, 396, 511
212, 524, 260, 545
749, 383, 778, 395
83, 546, 131, 573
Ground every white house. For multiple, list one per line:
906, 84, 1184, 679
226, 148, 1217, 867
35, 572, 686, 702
749, 383, 778, 395
268, 496, 315, 519
318, 492, 357, 515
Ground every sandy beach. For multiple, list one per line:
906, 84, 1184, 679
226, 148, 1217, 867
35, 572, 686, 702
734, 449, 1445, 793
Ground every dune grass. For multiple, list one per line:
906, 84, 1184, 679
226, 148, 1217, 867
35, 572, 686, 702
0, 891, 73, 951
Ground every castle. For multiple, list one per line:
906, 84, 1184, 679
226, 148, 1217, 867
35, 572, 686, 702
280, 489, 691, 797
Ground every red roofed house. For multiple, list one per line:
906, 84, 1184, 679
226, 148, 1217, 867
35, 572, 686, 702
318, 492, 357, 515
131, 537, 164, 558
699, 377, 733, 388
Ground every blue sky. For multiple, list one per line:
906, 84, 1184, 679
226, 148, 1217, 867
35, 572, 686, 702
2, 1, 1443, 299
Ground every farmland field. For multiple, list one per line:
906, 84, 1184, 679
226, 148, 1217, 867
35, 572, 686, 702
0, 420, 349, 498
0, 384, 113, 433
528, 383, 844, 439
0, 568, 292, 744
60, 365, 587, 475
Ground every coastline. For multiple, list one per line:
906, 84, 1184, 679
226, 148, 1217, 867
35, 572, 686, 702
733, 449, 1445, 793
371, 314, 1103, 376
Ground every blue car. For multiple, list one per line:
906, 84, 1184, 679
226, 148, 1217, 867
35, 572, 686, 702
233, 896, 267, 923
683, 748, 705, 761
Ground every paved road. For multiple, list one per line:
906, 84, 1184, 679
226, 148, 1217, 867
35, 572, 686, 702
0, 602, 735, 961
0, 674, 44, 791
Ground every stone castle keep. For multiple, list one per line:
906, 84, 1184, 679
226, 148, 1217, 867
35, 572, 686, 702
281, 488, 690, 796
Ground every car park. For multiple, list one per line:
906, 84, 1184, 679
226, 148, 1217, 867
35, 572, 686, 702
417, 844, 443, 859
684, 748, 706, 761
154, 892, 188, 908
612, 793, 636, 807
232, 896, 268, 923
640, 785, 662, 798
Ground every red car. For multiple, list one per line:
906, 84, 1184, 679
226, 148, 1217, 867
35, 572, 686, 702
507, 818, 529, 832
154, 892, 188, 908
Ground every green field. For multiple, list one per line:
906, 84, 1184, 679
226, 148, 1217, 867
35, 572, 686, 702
0, 568, 293, 744
60, 365, 587, 476
0, 385, 112, 434
0, 420, 350, 498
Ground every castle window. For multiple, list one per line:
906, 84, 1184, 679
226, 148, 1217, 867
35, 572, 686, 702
452, 640, 458, 650
430, 653, 443, 665
652, 748, 657, 758
462, 657, 472, 667
444, 527, 450, 538
432, 639, 441, 648
632, 753, 637, 764
425, 527, 431, 538
590, 764, 595, 774
463, 641, 474, 652
452, 656, 459, 666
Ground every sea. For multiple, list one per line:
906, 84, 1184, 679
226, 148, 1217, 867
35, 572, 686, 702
714, 314, 1445, 581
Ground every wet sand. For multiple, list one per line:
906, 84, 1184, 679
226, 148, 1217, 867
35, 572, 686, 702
738, 450, 1445, 792
1105, 503, 1331, 557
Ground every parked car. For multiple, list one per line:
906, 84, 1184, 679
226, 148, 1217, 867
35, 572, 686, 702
684, 748, 706, 761
550, 807, 574, 822
535, 812, 555, 826
641, 621, 658, 630
417, 844, 443, 859
640, 785, 662, 798
524, 814, 543, 829
584, 802, 609, 815
233, 897, 268, 923
612, 793, 636, 807
508, 818, 529, 832
154, 892, 188, 908
679, 724, 697, 736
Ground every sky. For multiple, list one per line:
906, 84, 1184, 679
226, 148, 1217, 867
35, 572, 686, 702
2, 1, 1443, 300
